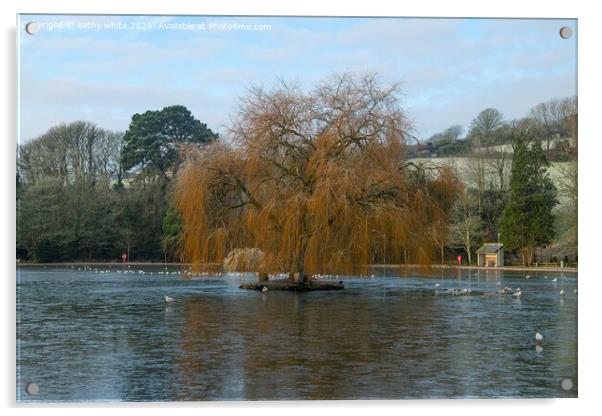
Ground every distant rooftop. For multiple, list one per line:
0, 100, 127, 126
476, 243, 504, 254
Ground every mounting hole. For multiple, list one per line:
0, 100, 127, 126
25, 382, 39, 395
559, 26, 573, 39
25, 22, 39, 35
560, 378, 573, 391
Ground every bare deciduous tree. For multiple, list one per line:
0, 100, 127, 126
468, 108, 504, 147
464, 150, 488, 214
176, 73, 460, 277
448, 188, 482, 265
530, 96, 577, 154
18, 121, 122, 187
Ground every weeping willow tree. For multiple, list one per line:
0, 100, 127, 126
176, 73, 460, 277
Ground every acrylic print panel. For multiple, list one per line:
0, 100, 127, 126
16, 14, 578, 402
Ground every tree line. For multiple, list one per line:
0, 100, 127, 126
442, 98, 577, 266
418, 96, 577, 161
17, 106, 217, 262
16, 74, 577, 268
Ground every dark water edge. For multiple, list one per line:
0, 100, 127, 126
16, 266, 577, 402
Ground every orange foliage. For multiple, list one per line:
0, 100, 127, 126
175, 73, 460, 274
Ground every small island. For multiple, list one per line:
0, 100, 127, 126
240, 277, 344, 292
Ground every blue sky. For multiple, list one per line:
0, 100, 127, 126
17, 15, 577, 143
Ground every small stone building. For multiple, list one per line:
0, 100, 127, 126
476, 243, 504, 267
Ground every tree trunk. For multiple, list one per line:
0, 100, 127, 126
290, 235, 309, 283
466, 228, 472, 265
522, 247, 534, 266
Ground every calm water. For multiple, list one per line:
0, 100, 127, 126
16, 266, 577, 401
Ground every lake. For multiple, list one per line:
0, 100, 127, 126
16, 266, 578, 401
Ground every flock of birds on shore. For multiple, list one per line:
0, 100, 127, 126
70, 265, 238, 277
432, 272, 577, 298
69, 266, 349, 282
70, 268, 388, 280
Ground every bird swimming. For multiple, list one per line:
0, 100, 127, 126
512, 288, 522, 297
535, 332, 543, 344
164, 296, 174, 303
262, 287, 268, 292
525, 275, 530, 279
552, 278, 558, 282
560, 289, 565, 296
498, 286, 513, 295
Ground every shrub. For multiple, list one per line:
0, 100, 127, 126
223, 248, 264, 272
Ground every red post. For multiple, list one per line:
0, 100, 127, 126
121, 253, 128, 263
457, 255, 462, 265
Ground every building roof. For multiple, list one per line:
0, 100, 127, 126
476, 243, 504, 254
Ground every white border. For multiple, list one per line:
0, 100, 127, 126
2, 1, 600, 415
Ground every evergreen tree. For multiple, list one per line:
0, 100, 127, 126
162, 206, 183, 262
499, 123, 557, 266
121, 105, 218, 178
